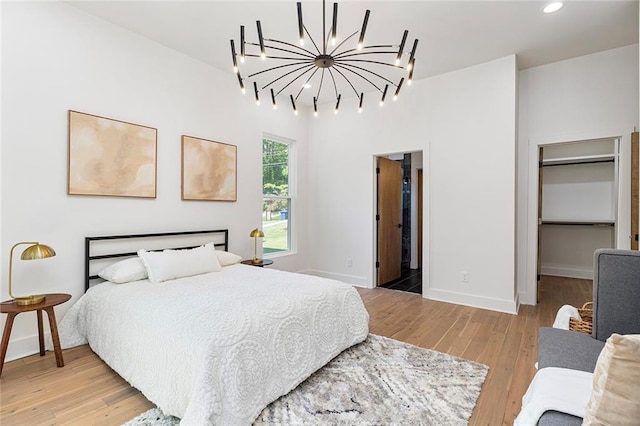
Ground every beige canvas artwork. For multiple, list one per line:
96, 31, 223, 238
182, 135, 237, 201
68, 110, 157, 198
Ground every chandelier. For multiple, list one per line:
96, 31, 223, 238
230, 0, 418, 115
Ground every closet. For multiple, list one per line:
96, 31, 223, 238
537, 138, 619, 283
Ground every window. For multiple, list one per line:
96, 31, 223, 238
262, 136, 293, 255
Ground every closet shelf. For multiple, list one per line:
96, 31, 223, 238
542, 153, 615, 167
541, 219, 615, 227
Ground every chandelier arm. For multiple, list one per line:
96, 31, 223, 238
293, 67, 321, 100
333, 44, 396, 58
335, 58, 404, 71
330, 66, 360, 97
334, 63, 382, 92
322, 0, 326, 54
328, 30, 359, 56
246, 42, 315, 59
262, 39, 317, 57
265, 45, 315, 59
327, 67, 339, 99
335, 60, 397, 86
275, 65, 317, 97
244, 54, 312, 62
304, 25, 323, 56
247, 61, 312, 79
334, 51, 400, 60
261, 64, 315, 91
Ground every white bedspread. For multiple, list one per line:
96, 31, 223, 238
59, 264, 369, 425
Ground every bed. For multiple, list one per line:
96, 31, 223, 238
58, 230, 369, 425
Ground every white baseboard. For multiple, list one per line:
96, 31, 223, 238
541, 265, 593, 280
423, 288, 518, 315
301, 269, 373, 288
4, 333, 51, 362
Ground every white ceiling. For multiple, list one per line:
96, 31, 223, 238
66, 0, 639, 106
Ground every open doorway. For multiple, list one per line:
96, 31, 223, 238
535, 138, 619, 302
375, 151, 423, 294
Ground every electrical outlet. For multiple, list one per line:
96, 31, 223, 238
346, 258, 353, 267
461, 271, 469, 283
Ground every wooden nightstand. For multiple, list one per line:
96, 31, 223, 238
241, 259, 274, 267
0, 293, 71, 376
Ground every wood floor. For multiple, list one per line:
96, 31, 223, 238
0, 275, 592, 425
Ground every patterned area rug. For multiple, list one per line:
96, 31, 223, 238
123, 334, 488, 425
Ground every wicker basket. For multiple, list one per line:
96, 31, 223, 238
569, 302, 593, 334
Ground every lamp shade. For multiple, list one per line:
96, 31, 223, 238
20, 243, 56, 260
9, 242, 56, 306
250, 228, 265, 238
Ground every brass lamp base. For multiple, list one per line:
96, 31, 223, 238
15, 294, 46, 306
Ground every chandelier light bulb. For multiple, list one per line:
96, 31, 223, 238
393, 95, 398, 101
357, 43, 363, 50
261, 53, 266, 60
233, 66, 238, 74
314, 111, 318, 117
294, 110, 299, 116
358, 107, 363, 113
334, 109, 338, 115
240, 57, 245, 63
241, 88, 246, 94
256, 100, 260, 106
299, 39, 304, 46
407, 79, 412, 86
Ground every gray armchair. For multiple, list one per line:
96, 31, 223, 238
536, 249, 640, 425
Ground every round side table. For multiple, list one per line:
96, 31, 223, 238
0, 293, 71, 376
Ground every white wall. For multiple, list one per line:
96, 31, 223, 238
0, 1, 309, 361
306, 55, 518, 314
517, 45, 639, 304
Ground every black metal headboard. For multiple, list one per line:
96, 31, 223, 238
85, 229, 229, 291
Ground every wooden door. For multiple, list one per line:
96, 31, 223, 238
537, 146, 544, 302
377, 157, 402, 285
632, 132, 639, 250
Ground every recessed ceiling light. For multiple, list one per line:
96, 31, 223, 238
543, 1, 564, 14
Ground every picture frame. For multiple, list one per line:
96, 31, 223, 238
67, 110, 157, 198
181, 135, 237, 201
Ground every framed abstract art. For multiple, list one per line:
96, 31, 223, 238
67, 110, 157, 198
181, 135, 237, 201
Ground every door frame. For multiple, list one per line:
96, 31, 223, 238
372, 151, 429, 295
524, 130, 629, 305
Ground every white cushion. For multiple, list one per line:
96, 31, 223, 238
98, 258, 148, 283
137, 243, 222, 283
215, 251, 242, 266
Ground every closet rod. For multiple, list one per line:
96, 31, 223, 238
541, 221, 615, 227
542, 158, 614, 168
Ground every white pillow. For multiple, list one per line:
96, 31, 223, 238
98, 258, 148, 284
583, 334, 640, 425
137, 243, 222, 283
215, 250, 243, 266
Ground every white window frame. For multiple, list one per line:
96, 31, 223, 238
262, 134, 296, 258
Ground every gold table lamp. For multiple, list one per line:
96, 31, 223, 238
249, 228, 264, 263
8, 242, 56, 305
